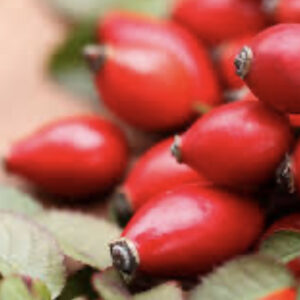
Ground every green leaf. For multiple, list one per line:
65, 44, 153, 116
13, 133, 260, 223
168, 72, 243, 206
189, 254, 296, 300
0, 277, 51, 300
93, 268, 184, 300
49, 22, 98, 102
133, 282, 184, 300
44, 0, 174, 23
92, 268, 131, 300
0, 212, 66, 299
259, 230, 300, 264
35, 210, 121, 270
57, 267, 98, 300
118, 0, 175, 18
0, 186, 43, 215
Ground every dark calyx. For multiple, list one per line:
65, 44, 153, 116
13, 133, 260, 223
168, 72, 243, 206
276, 154, 296, 194
110, 239, 138, 276
111, 192, 133, 227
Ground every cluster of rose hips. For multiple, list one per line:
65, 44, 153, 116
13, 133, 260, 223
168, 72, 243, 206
5, 0, 300, 299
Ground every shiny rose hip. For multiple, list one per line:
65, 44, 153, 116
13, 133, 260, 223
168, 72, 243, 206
263, 0, 300, 24
110, 183, 264, 277
235, 24, 300, 113
112, 137, 209, 224
84, 12, 221, 131
171, 101, 292, 189
5, 116, 128, 198
173, 0, 265, 45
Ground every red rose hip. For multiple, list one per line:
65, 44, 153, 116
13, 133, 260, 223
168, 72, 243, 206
112, 137, 208, 224
173, 0, 265, 45
5, 115, 128, 198
261, 289, 297, 300
84, 12, 221, 131
110, 183, 264, 277
171, 101, 292, 189
263, 0, 300, 24
235, 24, 300, 113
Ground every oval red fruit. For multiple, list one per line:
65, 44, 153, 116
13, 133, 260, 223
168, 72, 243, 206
113, 137, 209, 223
110, 183, 264, 277
85, 12, 221, 131
173, 0, 265, 45
263, 0, 300, 24
260, 288, 296, 300
171, 101, 292, 189
5, 115, 128, 198
235, 24, 300, 113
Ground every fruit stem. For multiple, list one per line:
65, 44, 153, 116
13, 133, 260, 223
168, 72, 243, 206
83, 44, 108, 73
170, 135, 182, 163
234, 46, 253, 79
110, 238, 139, 277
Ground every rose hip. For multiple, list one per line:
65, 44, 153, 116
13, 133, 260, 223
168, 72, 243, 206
84, 11, 221, 131
5, 116, 128, 198
173, 0, 265, 45
263, 0, 300, 24
110, 183, 264, 277
112, 137, 209, 224
171, 101, 292, 189
235, 24, 300, 113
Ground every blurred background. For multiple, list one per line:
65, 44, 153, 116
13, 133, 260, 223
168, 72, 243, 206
0, 0, 175, 211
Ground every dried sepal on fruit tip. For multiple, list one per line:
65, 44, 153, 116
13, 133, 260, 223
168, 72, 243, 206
234, 46, 253, 79
170, 135, 182, 163
110, 238, 140, 280
83, 44, 109, 73
110, 191, 133, 227
276, 154, 296, 194
189, 254, 296, 300
262, 0, 280, 15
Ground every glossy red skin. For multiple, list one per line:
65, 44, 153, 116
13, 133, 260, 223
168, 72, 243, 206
289, 114, 300, 128
95, 12, 222, 131
122, 183, 264, 277
179, 101, 292, 189
217, 36, 252, 89
260, 288, 296, 300
245, 24, 300, 113
261, 214, 300, 278
6, 116, 128, 197
173, 0, 265, 45
241, 90, 300, 128
122, 137, 209, 212
273, 0, 300, 23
